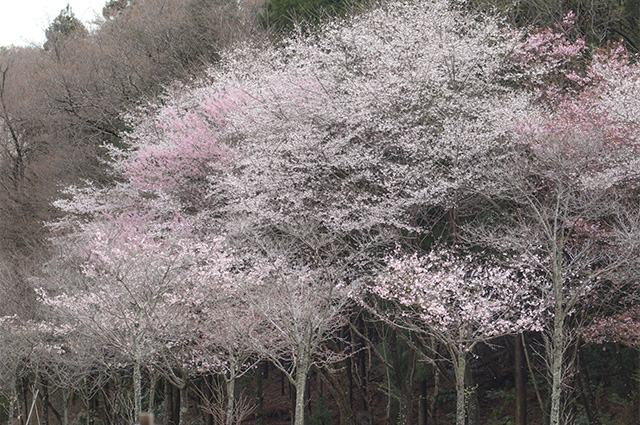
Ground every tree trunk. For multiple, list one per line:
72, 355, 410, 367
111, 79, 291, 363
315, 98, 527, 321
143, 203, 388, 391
455, 354, 466, 425
281, 370, 286, 396
165, 379, 175, 425
254, 364, 264, 425
41, 376, 49, 425
549, 298, 565, 425
345, 327, 354, 410
305, 373, 311, 420
294, 366, 309, 425
46, 393, 63, 425
389, 330, 414, 425
133, 341, 142, 423
465, 364, 479, 425
148, 371, 157, 412
172, 383, 181, 425
359, 327, 374, 425
178, 385, 188, 425
8, 377, 17, 425
202, 376, 214, 425
133, 362, 142, 423
225, 373, 236, 425
21, 376, 29, 425
515, 334, 527, 425
428, 342, 440, 425
385, 357, 393, 425
63, 390, 72, 425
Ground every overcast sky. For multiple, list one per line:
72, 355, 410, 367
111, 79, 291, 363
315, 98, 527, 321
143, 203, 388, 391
0, 1, 107, 48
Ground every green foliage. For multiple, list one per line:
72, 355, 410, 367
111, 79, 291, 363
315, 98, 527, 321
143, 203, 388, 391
0, 397, 7, 424
46, 5, 87, 39
485, 385, 515, 425
260, 0, 363, 33
103, 0, 131, 20
376, 335, 417, 392
309, 396, 332, 425
607, 391, 632, 408
574, 412, 590, 425
44, 4, 88, 52
71, 411, 104, 425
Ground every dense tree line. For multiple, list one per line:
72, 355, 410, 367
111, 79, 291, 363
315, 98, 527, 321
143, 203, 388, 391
2, 1, 640, 425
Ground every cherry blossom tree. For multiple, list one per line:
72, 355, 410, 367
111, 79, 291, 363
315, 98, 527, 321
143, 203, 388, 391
180, 291, 259, 425
48, 174, 266, 425
468, 21, 640, 425
367, 249, 544, 425
242, 256, 350, 425
40, 215, 200, 424
156, 243, 266, 425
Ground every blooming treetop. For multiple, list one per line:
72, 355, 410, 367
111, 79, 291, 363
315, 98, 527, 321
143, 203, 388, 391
368, 248, 546, 425
582, 306, 640, 349
371, 249, 546, 354
213, 0, 530, 240
93, 0, 532, 251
